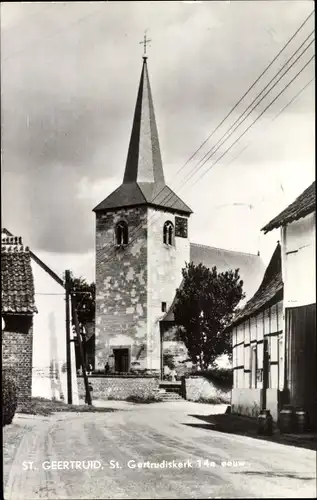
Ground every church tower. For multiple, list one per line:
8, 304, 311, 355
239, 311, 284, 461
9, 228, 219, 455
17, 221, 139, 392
93, 55, 192, 373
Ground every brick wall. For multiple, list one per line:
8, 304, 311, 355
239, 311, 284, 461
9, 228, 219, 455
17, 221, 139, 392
95, 207, 148, 370
77, 376, 160, 400
2, 316, 33, 409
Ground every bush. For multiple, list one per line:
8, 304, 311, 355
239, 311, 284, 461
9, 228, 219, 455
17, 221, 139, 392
188, 367, 233, 390
18, 397, 117, 415
125, 394, 163, 404
2, 370, 18, 426
196, 393, 231, 405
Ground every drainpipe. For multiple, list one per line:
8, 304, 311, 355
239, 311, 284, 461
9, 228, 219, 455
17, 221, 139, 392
159, 323, 163, 381
262, 338, 269, 410
281, 227, 290, 407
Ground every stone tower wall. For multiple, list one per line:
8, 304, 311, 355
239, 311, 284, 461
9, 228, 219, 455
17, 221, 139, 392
95, 207, 148, 370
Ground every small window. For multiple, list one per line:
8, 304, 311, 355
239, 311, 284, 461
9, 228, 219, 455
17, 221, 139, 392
162, 302, 167, 313
115, 221, 128, 246
163, 221, 174, 246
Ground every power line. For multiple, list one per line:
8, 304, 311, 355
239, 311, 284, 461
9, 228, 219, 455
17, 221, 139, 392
98, 13, 314, 265
179, 31, 314, 185
99, 33, 314, 266
224, 76, 315, 169
109, 9, 315, 246
190, 56, 314, 190
156, 9, 314, 194
100, 54, 314, 267
178, 35, 314, 192
142, 32, 314, 230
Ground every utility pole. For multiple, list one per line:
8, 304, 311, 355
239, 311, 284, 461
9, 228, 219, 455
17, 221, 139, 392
71, 293, 92, 406
65, 270, 73, 404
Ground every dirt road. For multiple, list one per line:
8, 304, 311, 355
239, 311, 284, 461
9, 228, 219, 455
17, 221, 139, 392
4, 401, 316, 499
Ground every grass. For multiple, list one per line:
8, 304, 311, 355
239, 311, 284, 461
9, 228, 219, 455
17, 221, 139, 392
195, 393, 231, 405
18, 397, 117, 416
121, 395, 163, 404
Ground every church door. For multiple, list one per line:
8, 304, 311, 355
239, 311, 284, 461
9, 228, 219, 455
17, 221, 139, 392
114, 348, 130, 373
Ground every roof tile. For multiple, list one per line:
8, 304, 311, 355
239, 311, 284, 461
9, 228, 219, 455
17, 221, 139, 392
93, 58, 192, 215
1, 234, 37, 314
262, 181, 315, 233
227, 243, 283, 328
161, 243, 266, 322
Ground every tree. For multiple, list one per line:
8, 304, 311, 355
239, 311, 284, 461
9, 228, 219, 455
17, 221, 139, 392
173, 262, 244, 370
63, 272, 95, 330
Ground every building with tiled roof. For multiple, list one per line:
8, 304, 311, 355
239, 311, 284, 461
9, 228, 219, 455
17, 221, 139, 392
1, 233, 37, 407
2, 229, 79, 405
261, 182, 316, 427
227, 243, 283, 329
262, 181, 315, 233
1, 234, 37, 315
161, 243, 265, 323
225, 242, 284, 421
190, 243, 264, 302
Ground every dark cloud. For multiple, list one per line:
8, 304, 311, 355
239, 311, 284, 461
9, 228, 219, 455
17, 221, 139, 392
1, 1, 314, 253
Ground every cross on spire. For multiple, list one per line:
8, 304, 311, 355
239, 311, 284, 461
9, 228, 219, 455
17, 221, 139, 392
139, 31, 151, 58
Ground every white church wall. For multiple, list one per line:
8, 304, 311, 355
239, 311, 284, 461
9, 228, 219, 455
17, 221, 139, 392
147, 207, 190, 370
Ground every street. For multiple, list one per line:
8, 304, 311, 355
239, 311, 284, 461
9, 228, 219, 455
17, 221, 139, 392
4, 401, 316, 499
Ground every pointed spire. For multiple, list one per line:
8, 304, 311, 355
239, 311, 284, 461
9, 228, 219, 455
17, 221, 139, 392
93, 55, 192, 215
123, 58, 165, 186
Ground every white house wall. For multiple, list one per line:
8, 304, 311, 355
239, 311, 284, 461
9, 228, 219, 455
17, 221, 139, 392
282, 212, 316, 308
31, 260, 78, 403
231, 299, 284, 420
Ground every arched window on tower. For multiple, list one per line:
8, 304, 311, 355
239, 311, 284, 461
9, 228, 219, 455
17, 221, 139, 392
163, 221, 174, 246
115, 221, 128, 246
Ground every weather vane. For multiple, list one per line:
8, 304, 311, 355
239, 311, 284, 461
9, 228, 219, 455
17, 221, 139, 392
139, 30, 151, 58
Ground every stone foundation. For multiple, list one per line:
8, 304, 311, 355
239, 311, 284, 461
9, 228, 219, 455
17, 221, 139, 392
231, 388, 279, 421
78, 376, 160, 400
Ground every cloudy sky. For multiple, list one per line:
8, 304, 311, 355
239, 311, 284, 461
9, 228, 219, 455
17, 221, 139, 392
1, 1, 315, 283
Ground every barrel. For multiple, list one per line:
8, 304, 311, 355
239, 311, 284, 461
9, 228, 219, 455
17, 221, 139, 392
257, 410, 273, 436
278, 405, 295, 433
295, 408, 308, 433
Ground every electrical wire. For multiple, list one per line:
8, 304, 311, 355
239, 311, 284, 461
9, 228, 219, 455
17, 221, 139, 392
178, 32, 314, 190
98, 18, 315, 265
99, 39, 314, 266
100, 54, 314, 267
98, 9, 315, 256
190, 56, 314, 190
224, 76, 315, 170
